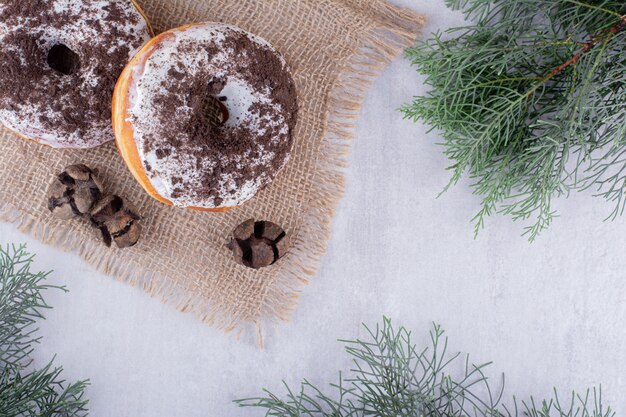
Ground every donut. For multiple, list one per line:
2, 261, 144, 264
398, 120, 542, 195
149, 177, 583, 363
0, 0, 152, 148
113, 23, 298, 212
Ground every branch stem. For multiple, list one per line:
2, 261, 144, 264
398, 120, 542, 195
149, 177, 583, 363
546, 15, 626, 79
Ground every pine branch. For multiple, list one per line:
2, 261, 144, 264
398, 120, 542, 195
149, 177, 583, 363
402, 0, 626, 240
236, 318, 614, 417
0, 244, 89, 417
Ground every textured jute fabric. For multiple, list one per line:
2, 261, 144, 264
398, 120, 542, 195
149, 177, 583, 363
0, 0, 424, 341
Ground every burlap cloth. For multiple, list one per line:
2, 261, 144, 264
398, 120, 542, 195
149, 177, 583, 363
0, 0, 424, 342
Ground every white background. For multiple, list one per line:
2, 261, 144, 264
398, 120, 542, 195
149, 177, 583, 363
2, 1, 625, 415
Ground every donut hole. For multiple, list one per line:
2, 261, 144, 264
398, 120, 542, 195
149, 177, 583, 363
47, 44, 80, 76
201, 93, 229, 127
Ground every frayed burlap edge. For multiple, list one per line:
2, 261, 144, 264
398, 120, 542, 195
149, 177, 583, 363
0, 2, 424, 346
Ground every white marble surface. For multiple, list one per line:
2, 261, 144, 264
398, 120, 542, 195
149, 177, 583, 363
1, 1, 625, 415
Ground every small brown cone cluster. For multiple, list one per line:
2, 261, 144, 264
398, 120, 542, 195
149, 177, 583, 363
47, 164, 103, 219
90, 195, 142, 249
47, 164, 142, 249
227, 219, 290, 269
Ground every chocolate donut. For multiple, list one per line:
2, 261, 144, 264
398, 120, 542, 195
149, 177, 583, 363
0, 0, 152, 148
113, 23, 298, 211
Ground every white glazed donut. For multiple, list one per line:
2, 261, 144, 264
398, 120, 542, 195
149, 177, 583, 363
113, 23, 298, 211
0, 0, 152, 148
